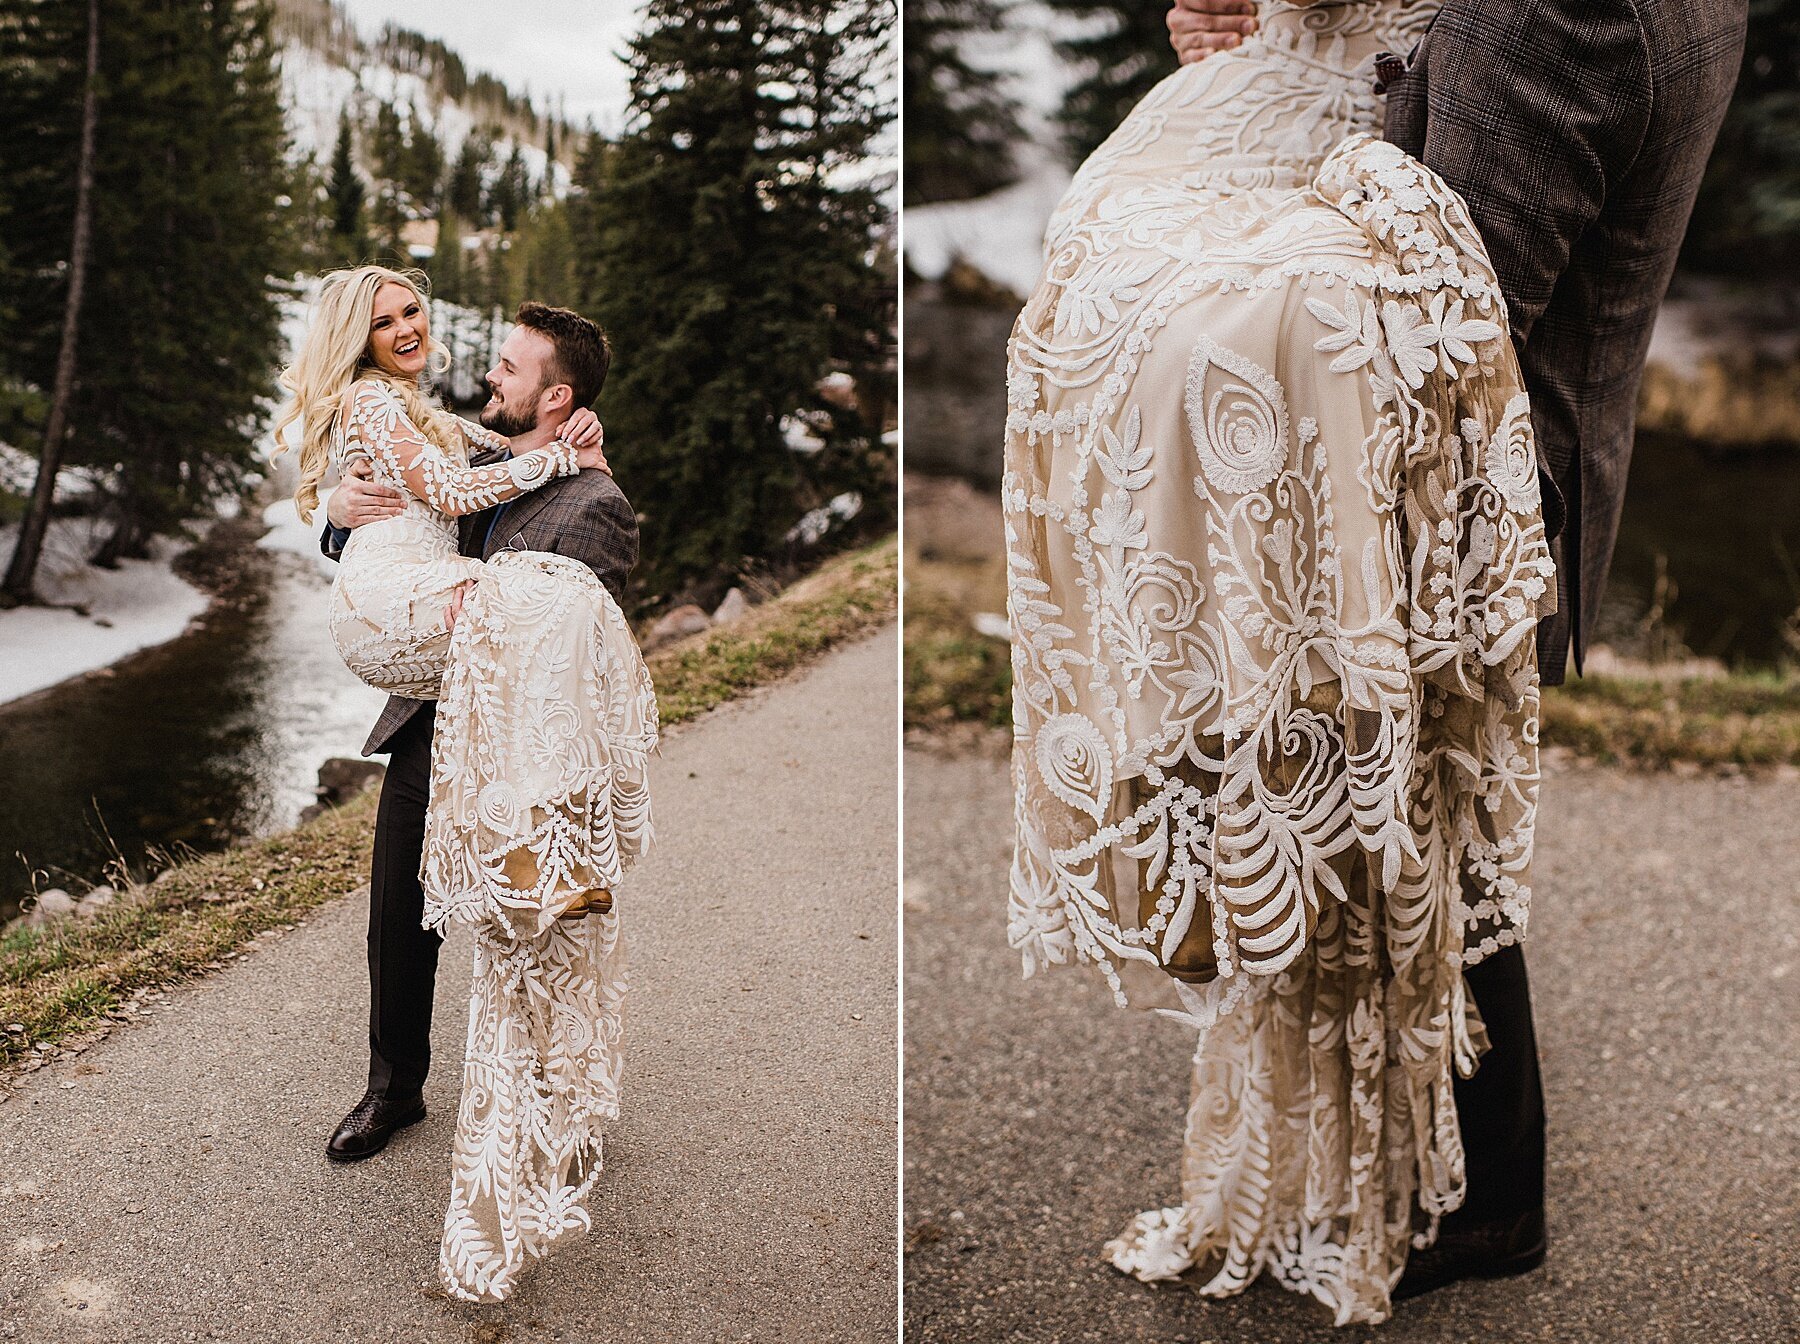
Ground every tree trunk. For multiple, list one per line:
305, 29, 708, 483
88, 509, 149, 571
2, 0, 101, 606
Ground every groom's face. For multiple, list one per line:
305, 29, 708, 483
480, 327, 560, 438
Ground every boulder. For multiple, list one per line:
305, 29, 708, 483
34, 889, 76, 921
316, 757, 386, 805
75, 885, 117, 918
712, 587, 750, 626
6, 888, 78, 934
643, 604, 712, 652
300, 758, 387, 825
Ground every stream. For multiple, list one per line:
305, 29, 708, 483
0, 514, 383, 923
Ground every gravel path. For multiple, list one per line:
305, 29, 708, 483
0, 627, 899, 1344
904, 748, 1800, 1343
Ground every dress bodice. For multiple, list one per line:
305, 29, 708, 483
1047, 0, 1441, 250
1252, 0, 1439, 64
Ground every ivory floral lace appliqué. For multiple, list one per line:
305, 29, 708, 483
1002, 3, 1554, 1325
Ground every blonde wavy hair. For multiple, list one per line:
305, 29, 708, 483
273, 265, 461, 523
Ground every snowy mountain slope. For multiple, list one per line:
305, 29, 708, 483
274, 3, 572, 197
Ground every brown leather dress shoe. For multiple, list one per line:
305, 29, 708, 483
325, 1090, 425, 1163
1395, 1205, 1546, 1302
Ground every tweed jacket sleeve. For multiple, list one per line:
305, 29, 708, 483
1384, 0, 1652, 344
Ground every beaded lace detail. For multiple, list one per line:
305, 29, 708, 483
328, 380, 578, 701
343, 378, 575, 518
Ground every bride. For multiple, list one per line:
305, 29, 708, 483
1004, 0, 1554, 1324
275, 265, 658, 1303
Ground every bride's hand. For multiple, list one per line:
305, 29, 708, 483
564, 407, 602, 447
444, 580, 474, 632
562, 408, 612, 474
1167, 0, 1257, 65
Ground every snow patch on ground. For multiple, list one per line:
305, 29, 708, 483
0, 516, 209, 707
258, 490, 340, 580
902, 3, 1078, 298
905, 144, 1073, 301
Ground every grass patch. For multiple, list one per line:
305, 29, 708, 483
0, 793, 377, 1070
1541, 669, 1800, 767
650, 536, 896, 725
904, 579, 1011, 730
903, 560, 1800, 767
0, 537, 897, 1072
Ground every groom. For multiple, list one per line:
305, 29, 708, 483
1169, 0, 1746, 1299
317, 301, 638, 1161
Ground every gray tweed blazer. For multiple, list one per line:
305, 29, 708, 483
320, 446, 640, 755
1383, 0, 1745, 683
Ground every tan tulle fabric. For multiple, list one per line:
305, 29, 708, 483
327, 386, 658, 1303
1003, 2, 1555, 1325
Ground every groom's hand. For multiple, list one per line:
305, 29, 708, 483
1168, 0, 1257, 65
325, 458, 406, 529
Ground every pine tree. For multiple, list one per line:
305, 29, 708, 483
0, 0, 89, 418
577, 0, 895, 603
448, 128, 493, 223
326, 111, 367, 260
517, 202, 575, 307
491, 143, 529, 231
401, 110, 444, 216
903, 0, 1019, 204
433, 211, 466, 304
1040, 0, 1178, 161
94, 0, 286, 562
368, 99, 406, 184
1, 0, 99, 604
1683, 0, 1800, 274
0, 0, 288, 565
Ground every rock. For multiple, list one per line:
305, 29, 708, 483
33, 889, 76, 921
712, 587, 750, 625
643, 604, 712, 652
298, 755, 383, 820
74, 885, 116, 918
315, 757, 385, 805
0, 887, 89, 936
301, 758, 385, 824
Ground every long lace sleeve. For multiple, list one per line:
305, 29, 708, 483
459, 417, 511, 457
346, 381, 575, 517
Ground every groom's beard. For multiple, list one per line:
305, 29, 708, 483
479, 393, 540, 440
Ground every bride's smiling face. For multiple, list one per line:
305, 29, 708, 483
366, 282, 429, 378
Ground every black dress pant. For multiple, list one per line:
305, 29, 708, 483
365, 706, 443, 1100
1453, 943, 1547, 1222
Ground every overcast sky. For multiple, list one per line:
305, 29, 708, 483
337, 0, 647, 134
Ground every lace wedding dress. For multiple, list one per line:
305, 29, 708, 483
329, 379, 658, 1303
1003, 1, 1555, 1324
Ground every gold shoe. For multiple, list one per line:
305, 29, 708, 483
557, 888, 614, 920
